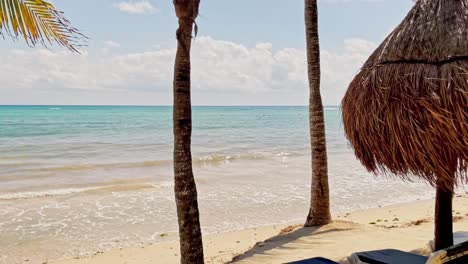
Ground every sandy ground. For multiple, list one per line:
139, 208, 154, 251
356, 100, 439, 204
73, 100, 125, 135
52, 194, 468, 264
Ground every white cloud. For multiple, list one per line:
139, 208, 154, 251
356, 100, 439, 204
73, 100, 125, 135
104, 41, 121, 48
0, 36, 376, 105
101, 41, 121, 54
321, 0, 384, 2
113, 0, 157, 15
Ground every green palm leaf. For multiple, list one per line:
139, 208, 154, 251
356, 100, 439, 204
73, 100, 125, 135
0, 0, 85, 52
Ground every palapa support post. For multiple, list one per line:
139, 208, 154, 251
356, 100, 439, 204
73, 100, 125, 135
434, 179, 454, 251
434, 167, 455, 251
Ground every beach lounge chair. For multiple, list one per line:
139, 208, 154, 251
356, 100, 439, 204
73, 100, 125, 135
427, 231, 468, 252
287, 257, 339, 264
288, 240, 468, 264
348, 240, 468, 264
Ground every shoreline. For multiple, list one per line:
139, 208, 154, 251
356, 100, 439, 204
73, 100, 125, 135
51, 194, 468, 264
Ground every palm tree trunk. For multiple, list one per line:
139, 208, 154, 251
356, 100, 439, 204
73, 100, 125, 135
434, 175, 454, 251
304, 0, 331, 227
173, 10, 204, 264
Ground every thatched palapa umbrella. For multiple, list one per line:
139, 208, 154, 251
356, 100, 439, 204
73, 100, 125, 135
342, 0, 468, 251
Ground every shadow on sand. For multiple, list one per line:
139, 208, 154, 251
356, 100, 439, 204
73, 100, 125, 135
230, 221, 358, 263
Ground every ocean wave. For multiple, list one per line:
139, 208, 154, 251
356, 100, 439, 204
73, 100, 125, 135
194, 152, 296, 164
0, 187, 101, 200
0, 182, 161, 201
0, 155, 33, 161
22, 160, 169, 173
324, 106, 339, 110
195, 154, 262, 162
8, 152, 300, 174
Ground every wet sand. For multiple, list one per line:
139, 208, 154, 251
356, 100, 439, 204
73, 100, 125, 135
52, 194, 468, 264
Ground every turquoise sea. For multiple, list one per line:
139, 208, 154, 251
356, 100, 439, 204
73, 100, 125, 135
0, 106, 435, 263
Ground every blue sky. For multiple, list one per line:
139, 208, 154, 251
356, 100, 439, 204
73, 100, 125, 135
0, 0, 414, 105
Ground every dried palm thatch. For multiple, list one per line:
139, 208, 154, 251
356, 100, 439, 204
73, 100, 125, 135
342, 0, 468, 189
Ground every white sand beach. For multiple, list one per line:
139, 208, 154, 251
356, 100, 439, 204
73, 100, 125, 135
51, 194, 468, 264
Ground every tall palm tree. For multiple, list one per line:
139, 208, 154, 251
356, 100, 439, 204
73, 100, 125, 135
172, 0, 204, 263
0, 0, 84, 51
304, 0, 331, 227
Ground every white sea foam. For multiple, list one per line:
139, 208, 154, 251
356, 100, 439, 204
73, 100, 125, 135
0, 187, 101, 200
0, 180, 171, 201
324, 106, 339, 110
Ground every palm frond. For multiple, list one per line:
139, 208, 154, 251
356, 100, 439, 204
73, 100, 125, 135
0, 0, 85, 52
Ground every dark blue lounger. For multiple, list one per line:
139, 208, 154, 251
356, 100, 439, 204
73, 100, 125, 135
354, 249, 428, 264
287, 241, 468, 264
287, 257, 339, 264
350, 240, 468, 264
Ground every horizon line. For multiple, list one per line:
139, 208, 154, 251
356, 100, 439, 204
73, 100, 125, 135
0, 104, 340, 107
